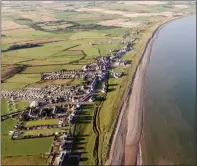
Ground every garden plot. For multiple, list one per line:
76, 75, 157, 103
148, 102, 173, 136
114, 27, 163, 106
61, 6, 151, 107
24, 119, 59, 127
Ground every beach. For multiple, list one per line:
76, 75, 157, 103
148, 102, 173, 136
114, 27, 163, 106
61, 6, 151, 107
105, 17, 182, 166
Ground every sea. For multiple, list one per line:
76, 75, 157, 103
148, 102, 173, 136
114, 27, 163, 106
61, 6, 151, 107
142, 16, 196, 165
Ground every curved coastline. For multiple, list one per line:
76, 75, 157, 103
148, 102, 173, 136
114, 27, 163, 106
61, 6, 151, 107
139, 14, 196, 165
105, 15, 187, 166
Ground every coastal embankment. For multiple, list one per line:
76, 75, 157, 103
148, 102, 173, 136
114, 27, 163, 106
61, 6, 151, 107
106, 16, 184, 166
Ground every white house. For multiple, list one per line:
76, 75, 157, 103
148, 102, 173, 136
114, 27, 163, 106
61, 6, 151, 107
29, 101, 38, 108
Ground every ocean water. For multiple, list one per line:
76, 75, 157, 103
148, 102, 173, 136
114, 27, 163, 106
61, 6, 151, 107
143, 16, 196, 165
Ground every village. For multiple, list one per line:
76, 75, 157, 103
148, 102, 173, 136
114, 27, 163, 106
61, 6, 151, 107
1, 36, 133, 166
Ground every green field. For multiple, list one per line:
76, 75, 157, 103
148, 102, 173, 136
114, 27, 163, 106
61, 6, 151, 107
55, 10, 123, 24
2, 136, 53, 157
2, 74, 40, 90
2, 41, 77, 65
2, 108, 54, 157
2, 155, 48, 165
24, 119, 59, 127
21, 64, 84, 74
1, 99, 9, 115
72, 106, 97, 165
24, 128, 62, 136
2, 118, 17, 134
1, 99, 29, 115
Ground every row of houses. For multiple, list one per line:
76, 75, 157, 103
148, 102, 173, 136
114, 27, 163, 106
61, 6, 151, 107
41, 70, 86, 80
15, 124, 65, 131
1, 111, 22, 121
52, 132, 72, 166
1, 83, 92, 102
18, 106, 67, 121
12, 130, 63, 140
52, 105, 83, 165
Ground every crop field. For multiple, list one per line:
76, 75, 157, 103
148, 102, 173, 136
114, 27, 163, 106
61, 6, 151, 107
1, 1, 195, 165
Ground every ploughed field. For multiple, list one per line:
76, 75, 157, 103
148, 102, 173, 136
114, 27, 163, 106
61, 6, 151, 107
1, 1, 195, 165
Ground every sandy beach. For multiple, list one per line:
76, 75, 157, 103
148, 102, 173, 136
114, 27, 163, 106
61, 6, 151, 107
105, 17, 182, 166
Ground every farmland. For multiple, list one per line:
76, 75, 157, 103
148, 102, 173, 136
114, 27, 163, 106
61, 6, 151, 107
1, 1, 195, 165
1, 136, 53, 157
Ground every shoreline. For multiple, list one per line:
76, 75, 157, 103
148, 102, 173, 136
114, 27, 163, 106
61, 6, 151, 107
139, 14, 194, 165
105, 15, 186, 166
